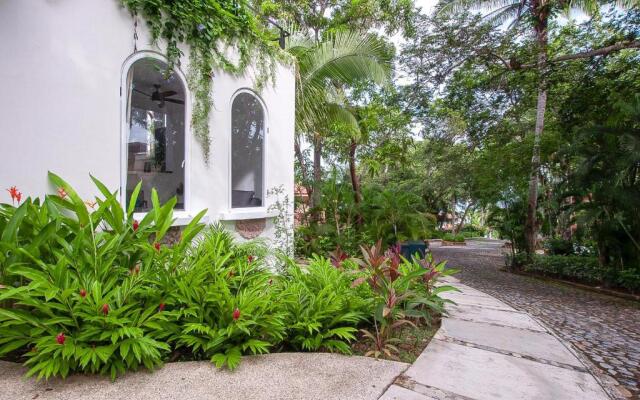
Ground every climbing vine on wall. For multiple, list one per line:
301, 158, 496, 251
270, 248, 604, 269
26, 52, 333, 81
120, 0, 286, 162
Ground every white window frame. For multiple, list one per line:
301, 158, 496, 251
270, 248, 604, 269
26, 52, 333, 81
119, 51, 192, 222
228, 89, 268, 216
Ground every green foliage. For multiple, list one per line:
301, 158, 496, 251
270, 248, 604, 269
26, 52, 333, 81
120, 0, 285, 161
543, 238, 573, 255
351, 241, 457, 359
277, 257, 370, 353
0, 172, 205, 380
164, 227, 284, 370
442, 233, 465, 243
509, 253, 640, 293
1, 174, 455, 379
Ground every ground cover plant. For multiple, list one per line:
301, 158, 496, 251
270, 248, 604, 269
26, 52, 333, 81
0, 174, 455, 380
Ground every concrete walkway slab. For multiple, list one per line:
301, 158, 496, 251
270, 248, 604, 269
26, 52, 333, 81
437, 318, 583, 367
439, 291, 515, 311
0, 353, 408, 400
382, 274, 610, 400
403, 340, 606, 400
446, 303, 546, 332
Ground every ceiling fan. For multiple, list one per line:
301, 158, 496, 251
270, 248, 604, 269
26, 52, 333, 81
133, 84, 184, 108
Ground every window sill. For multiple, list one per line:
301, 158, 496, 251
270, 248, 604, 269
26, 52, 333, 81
132, 211, 209, 227
218, 209, 278, 221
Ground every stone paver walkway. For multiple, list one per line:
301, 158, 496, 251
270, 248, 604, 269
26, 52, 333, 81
430, 240, 640, 399
380, 275, 609, 400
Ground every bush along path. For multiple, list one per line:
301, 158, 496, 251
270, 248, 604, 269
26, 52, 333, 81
430, 240, 640, 400
0, 174, 454, 382
380, 274, 610, 400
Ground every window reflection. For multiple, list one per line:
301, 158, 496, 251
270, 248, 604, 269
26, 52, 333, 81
126, 58, 185, 212
231, 92, 265, 208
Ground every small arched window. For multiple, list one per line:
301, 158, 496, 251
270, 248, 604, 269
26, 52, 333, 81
124, 57, 186, 212
231, 92, 265, 208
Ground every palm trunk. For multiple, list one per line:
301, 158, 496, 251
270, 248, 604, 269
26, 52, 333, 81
524, 21, 548, 256
311, 134, 323, 222
348, 138, 363, 225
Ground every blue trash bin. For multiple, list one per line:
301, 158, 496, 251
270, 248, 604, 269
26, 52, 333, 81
400, 240, 428, 261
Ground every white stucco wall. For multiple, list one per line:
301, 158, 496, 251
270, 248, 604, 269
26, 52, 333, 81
0, 0, 295, 246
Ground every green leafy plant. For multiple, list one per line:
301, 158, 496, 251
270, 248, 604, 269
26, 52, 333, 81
352, 241, 456, 360
0, 173, 205, 380
442, 233, 465, 243
277, 256, 370, 354
166, 227, 285, 370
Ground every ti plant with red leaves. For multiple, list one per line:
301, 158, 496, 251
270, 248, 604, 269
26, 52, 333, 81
352, 240, 457, 360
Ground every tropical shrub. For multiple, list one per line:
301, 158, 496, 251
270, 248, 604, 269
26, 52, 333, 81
163, 227, 286, 370
276, 256, 370, 353
0, 174, 457, 380
352, 241, 456, 359
0, 173, 205, 380
442, 233, 465, 243
543, 238, 575, 255
509, 253, 640, 293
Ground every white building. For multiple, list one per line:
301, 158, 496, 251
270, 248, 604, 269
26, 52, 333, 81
0, 1, 295, 246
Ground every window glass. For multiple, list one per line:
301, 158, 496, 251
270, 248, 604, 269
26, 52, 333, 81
231, 92, 265, 208
126, 58, 185, 212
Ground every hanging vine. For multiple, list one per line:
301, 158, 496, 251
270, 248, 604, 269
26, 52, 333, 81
120, 0, 287, 162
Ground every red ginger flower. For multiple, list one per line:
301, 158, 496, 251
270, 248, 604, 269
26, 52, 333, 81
102, 304, 109, 315
247, 255, 254, 264
132, 220, 139, 232
79, 288, 87, 298
154, 242, 161, 252
56, 332, 65, 345
232, 308, 241, 321
6, 186, 22, 204
159, 303, 165, 312
57, 187, 67, 199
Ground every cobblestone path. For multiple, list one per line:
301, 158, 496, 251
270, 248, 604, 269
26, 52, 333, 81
431, 240, 640, 399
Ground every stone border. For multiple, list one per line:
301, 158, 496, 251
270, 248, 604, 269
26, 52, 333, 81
441, 241, 466, 246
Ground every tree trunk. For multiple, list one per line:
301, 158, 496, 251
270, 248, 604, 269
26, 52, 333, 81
311, 134, 323, 222
348, 138, 363, 225
524, 21, 548, 256
454, 202, 473, 234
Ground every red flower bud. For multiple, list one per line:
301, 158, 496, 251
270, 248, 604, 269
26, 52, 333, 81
133, 220, 139, 232
57, 187, 67, 199
79, 289, 87, 298
154, 242, 161, 252
56, 332, 65, 345
159, 303, 165, 312
232, 308, 241, 321
102, 304, 109, 315
247, 255, 254, 264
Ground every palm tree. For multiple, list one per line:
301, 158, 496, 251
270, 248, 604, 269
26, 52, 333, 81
286, 31, 392, 220
438, 0, 634, 255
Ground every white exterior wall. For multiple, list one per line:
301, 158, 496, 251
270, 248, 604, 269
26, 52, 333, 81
0, 0, 295, 245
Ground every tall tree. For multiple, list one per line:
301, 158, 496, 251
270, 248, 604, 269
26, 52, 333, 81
286, 31, 392, 218
437, 0, 639, 254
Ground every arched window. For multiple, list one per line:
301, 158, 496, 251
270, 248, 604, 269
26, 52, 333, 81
124, 57, 186, 212
231, 92, 265, 208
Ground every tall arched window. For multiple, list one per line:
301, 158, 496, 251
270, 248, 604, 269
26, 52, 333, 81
231, 92, 265, 208
124, 57, 186, 212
